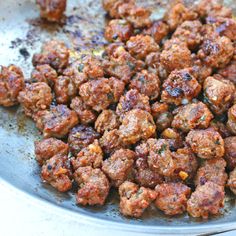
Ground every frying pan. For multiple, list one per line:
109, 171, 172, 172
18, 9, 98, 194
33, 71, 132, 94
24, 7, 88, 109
1, 0, 236, 234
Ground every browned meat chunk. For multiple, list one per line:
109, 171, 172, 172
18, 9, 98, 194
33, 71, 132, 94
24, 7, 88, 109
32, 40, 69, 70
68, 125, 100, 156
189, 56, 213, 84
35, 138, 69, 165
18, 82, 52, 118
143, 139, 197, 180
145, 52, 168, 81
224, 136, 236, 170
155, 183, 191, 216
186, 128, 225, 159
79, 77, 125, 112
70, 96, 97, 125
118, 3, 151, 28
133, 155, 163, 188
95, 110, 120, 134
228, 167, 236, 195
196, 0, 232, 18
41, 154, 72, 192
35, 105, 78, 138
163, 2, 198, 31
203, 76, 235, 115
151, 102, 173, 132
187, 182, 225, 219
227, 104, 236, 135
161, 69, 201, 105
195, 158, 227, 187
31, 64, 57, 86
119, 181, 157, 217
36, 0, 66, 22
129, 70, 160, 101
0, 65, 25, 107
105, 19, 133, 42
160, 42, 192, 73
103, 44, 144, 84
119, 109, 156, 145
99, 129, 126, 155
54, 76, 77, 104
116, 89, 151, 120
197, 35, 234, 69
205, 16, 236, 41
172, 20, 202, 50
126, 35, 159, 60
102, 148, 136, 187
171, 102, 213, 132
72, 140, 103, 170
209, 120, 232, 138
143, 20, 169, 44
218, 59, 236, 85
74, 166, 110, 205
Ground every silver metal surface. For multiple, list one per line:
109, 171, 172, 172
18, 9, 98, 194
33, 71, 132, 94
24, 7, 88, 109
0, 0, 236, 234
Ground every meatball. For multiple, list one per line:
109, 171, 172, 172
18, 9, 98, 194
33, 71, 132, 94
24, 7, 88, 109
41, 154, 72, 192
171, 102, 213, 132
18, 82, 52, 118
186, 128, 225, 159
74, 166, 110, 205
143, 20, 169, 44
172, 20, 202, 50
36, 0, 66, 22
195, 158, 227, 188
155, 183, 191, 216
79, 77, 125, 112
95, 110, 120, 134
145, 52, 168, 81
206, 16, 236, 41
103, 44, 144, 84
126, 35, 159, 60
34, 137, 69, 165
161, 69, 201, 105
197, 35, 234, 69
68, 125, 100, 156
31, 64, 57, 86
119, 181, 157, 217
119, 109, 156, 145
72, 140, 103, 170
160, 41, 192, 73
35, 105, 78, 138
32, 40, 69, 70
0, 65, 25, 107
105, 19, 133, 42
133, 156, 163, 188
118, 3, 151, 28
116, 89, 151, 120
79, 55, 104, 80
203, 76, 235, 115
129, 70, 160, 101
196, 0, 232, 18
224, 137, 236, 170
218, 59, 236, 85
209, 120, 232, 138
99, 129, 125, 155
151, 102, 169, 120
70, 96, 97, 125
187, 182, 225, 219
228, 168, 236, 195
102, 148, 136, 187
54, 76, 77, 104
227, 104, 236, 135
163, 2, 198, 31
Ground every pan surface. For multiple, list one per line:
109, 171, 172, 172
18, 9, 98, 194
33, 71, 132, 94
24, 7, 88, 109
0, 0, 236, 234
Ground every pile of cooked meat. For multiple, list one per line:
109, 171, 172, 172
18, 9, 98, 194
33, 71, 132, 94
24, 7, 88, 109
0, 0, 236, 219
